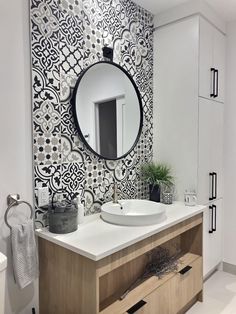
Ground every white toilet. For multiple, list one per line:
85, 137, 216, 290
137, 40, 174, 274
0, 252, 7, 314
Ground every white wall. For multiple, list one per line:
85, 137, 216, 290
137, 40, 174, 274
223, 20, 236, 266
0, 0, 38, 313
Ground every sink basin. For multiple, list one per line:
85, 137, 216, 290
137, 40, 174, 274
101, 199, 166, 226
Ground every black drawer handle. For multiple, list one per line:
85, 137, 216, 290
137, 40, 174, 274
214, 69, 219, 98
210, 68, 215, 97
179, 265, 192, 275
212, 204, 217, 232
209, 172, 214, 201
127, 300, 147, 313
213, 172, 217, 199
209, 205, 213, 233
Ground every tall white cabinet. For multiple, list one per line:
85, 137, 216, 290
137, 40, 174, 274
154, 16, 225, 277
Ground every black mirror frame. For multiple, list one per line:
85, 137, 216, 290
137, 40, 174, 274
71, 61, 143, 160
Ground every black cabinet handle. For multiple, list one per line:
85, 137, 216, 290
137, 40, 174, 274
209, 205, 213, 233
210, 68, 216, 97
213, 172, 217, 199
127, 300, 147, 313
209, 172, 214, 201
212, 205, 217, 232
179, 265, 192, 275
214, 69, 219, 98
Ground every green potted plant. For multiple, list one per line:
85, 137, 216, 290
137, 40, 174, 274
141, 162, 174, 202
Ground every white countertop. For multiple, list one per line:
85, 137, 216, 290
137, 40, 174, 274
35, 202, 205, 261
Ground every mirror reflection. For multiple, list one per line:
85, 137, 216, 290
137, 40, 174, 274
72, 62, 143, 160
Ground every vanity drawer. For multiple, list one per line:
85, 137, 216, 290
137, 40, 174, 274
175, 256, 202, 311
124, 257, 202, 314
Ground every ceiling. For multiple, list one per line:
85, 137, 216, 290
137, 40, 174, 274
132, 0, 236, 22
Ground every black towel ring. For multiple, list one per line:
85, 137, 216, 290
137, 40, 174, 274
4, 194, 34, 230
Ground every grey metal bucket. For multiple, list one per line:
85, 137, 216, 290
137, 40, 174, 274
48, 202, 78, 234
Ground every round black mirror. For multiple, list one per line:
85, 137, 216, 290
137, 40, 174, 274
71, 61, 143, 160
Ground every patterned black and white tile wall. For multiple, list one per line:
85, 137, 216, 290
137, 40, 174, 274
31, 0, 154, 227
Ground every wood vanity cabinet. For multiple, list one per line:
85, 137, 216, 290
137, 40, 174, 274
38, 213, 203, 314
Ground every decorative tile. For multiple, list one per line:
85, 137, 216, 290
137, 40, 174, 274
84, 159, 104, 185
120, 0, 137, 21
31, 1, 59, 38
83, 23, 103, 67
31, 0, 59, 72
34, 133, 61, 165
102, 1, 126, 42
82, 0, 103, 29
35, 209, 48, 228
34, 164, 62, 195
136, 179, 149, 199
32, 67, 61, 133
32, 67, 59, 102
61, 162, 85, 194
31, 35, 59, 73
33, 99, 61, 133
46, 69, 60, 92
59, 0, 82, 17
60, 42, 84, 76
31, 0, 154, 226
84, 188, 102, 215
59, 10, 83, 47
32, 67, 60, 98
60, 72, 77, 102
61, 134, 84, 163
61, 101, 77, 137
120, 179, 138, 199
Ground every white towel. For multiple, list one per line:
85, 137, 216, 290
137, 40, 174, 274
11, 220, 39, 289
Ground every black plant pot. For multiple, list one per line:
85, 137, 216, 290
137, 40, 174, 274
149, 184, 160, 202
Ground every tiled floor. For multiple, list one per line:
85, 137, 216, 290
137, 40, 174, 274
187, 271, 236, 314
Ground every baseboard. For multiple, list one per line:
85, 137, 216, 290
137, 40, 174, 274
204, 267, 218, 282
223, 262, 236, 276
203, 262, 223, 282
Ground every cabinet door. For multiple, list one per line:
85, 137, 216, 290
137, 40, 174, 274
198, 98, 223, 204
213, 29, 225, 103
199, 17, 214, 100
203, 199, 223, 277
212, 199, 223, 269
175, 257, 202, 310
210, 100, 224, 199
199, 18, 225, 103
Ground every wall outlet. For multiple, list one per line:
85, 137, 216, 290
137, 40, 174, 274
38, 187, 49, 207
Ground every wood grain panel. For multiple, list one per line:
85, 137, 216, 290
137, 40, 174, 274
39, 238, 99, 314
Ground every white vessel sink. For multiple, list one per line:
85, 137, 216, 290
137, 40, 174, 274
101, 199, 166, 226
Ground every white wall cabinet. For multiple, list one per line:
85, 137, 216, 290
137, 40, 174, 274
154, 15, 225, 277
203, 199, 223, 276
199, 17, 225, 103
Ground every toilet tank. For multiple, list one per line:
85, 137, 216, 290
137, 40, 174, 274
0, 252, 7, 314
